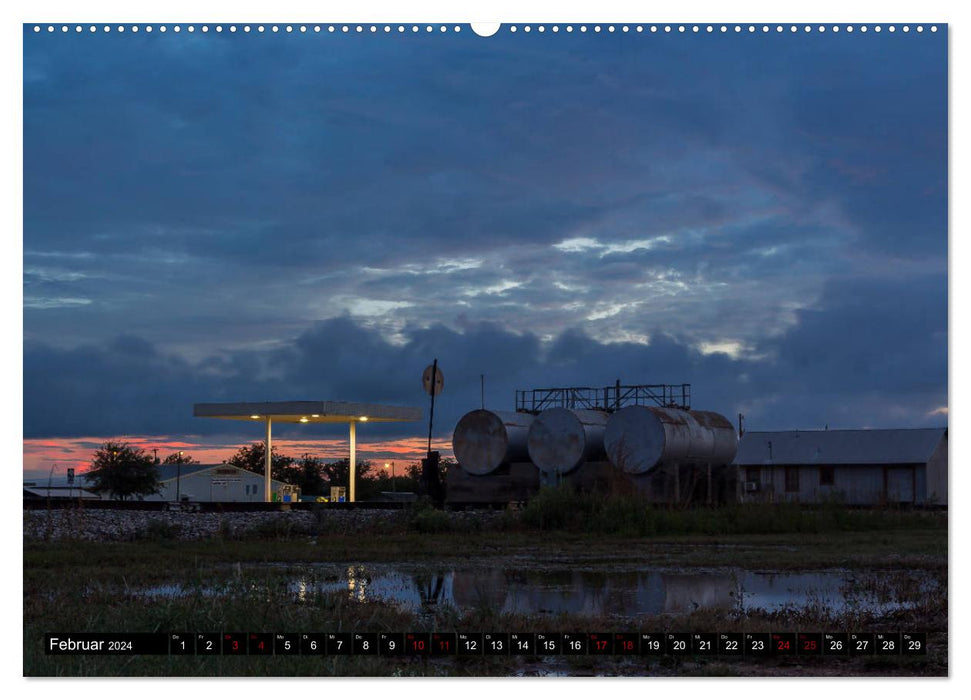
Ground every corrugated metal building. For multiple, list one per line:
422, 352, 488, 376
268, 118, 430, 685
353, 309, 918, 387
734, 428, 947, 506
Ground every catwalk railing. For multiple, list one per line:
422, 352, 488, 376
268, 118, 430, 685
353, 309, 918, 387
514, 383, 690, 413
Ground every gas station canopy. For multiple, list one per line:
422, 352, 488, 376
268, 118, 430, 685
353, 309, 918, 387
193, 401, 422, 503
194, 401, 422, 424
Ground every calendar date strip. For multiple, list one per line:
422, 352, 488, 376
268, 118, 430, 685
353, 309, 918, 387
45, 632, 928, 657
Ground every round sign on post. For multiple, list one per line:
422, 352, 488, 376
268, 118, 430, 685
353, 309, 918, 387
422, 364, 444, 396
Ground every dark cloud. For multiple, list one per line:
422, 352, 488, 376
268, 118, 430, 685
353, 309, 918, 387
24, 295, 946, 442
23, 28, 946, 442
751, 273, 947, 422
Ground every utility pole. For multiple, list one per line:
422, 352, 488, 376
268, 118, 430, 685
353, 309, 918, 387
427, 359, 438, 455
420, 360, 445, 505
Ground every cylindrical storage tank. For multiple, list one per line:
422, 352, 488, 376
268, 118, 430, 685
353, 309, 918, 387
452, 409, 534, 476
527, 408, 609, 475
604, 406, 738, 475
690, 410, 738, 465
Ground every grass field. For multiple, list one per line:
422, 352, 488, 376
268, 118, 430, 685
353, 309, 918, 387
23, 501, 948, 677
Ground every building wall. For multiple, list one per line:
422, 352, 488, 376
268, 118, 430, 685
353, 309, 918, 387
144, 467, 281, 502
925, 432, 948, 506
916, 467, 927, 504
738, 464, 928, 505
885, 467, 915, 503
177, 470, 264, 502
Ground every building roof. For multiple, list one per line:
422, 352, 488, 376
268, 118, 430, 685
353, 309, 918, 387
193, 401, 422, 424
23, 486, 101, 499
26, 464, 291, 487
734, 428, 947, 466
155, 463, 288, 485
156, 463, 214, 482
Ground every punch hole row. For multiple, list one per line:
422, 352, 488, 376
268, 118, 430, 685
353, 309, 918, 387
31, 25, 465, 34
507, 24, 936, 34
31, 24, 940, 35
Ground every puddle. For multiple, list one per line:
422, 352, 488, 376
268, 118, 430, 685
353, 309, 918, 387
137, 565, 936, 618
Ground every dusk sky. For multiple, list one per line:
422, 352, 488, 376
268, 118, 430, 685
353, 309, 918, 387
22, 24, 947, 477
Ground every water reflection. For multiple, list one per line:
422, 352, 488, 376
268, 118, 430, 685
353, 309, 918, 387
285, 567, 931, 618
660, 573, 737, 613
415, 574, 448, 609
139, 566, 933, 619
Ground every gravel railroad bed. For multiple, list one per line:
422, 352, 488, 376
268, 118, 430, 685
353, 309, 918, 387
24, 508, 502, 542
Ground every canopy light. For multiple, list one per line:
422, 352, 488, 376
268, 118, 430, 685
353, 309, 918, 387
196, 402, 418, 425
299, 417, 309, 423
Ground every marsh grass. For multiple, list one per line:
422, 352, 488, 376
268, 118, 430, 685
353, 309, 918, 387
26, 493, 945, 544
520, 486, 945, 537
408, 503, 454, 534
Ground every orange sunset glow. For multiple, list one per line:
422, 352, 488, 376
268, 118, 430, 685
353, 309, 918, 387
23, 435, 453, 480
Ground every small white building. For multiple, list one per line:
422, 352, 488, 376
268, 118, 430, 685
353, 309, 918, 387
24, 465, 299, 503
143, 464, 298, 503
734, 428, 947, 506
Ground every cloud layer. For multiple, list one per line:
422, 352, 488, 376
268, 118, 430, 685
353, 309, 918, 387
23, 28, 947, 449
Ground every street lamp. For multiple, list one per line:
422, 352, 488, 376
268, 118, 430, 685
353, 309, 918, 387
176, 450, 184, 503
385, 461, 396, 492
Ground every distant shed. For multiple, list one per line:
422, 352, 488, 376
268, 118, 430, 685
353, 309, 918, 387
733, 428, 947, 506
23, 483, 101, 500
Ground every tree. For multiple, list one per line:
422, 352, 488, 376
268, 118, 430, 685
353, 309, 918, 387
227, 442, 295, 481
440, 457, 456, 478
291, 454, 327, 496
162, 452, 200, 465
320, 458, 388, 499
86, 441, 161, 501
321, 458, 373, 486
405, 457, 453, 484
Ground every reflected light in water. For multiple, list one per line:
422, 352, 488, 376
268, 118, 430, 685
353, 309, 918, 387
347, 565, 368, 602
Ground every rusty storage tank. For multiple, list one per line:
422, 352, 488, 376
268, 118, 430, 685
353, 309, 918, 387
603, 406, 737, 475
452, 409, 535, 476
691, 410, 739, 465
527, 407, 609, 475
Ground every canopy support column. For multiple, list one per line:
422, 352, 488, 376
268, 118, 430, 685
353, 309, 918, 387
349, 421, 356, 503
265, 417, 272, 503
